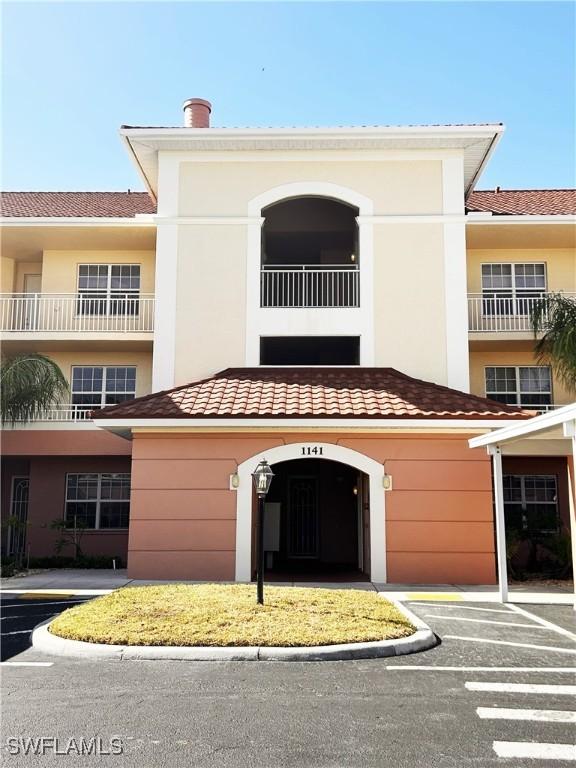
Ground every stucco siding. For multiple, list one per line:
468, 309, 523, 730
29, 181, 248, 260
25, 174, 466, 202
127, 431, 495, 584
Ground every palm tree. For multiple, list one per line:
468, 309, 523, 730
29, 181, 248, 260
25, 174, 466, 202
0, 354, 69, 425
530, 293, 576, 393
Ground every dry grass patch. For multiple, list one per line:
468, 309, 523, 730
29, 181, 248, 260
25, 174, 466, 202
49, 584, 415, 647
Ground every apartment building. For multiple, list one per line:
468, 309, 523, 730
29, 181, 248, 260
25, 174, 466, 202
2, 99, 575, 583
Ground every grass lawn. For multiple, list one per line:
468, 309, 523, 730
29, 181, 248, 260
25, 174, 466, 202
49, 584, 415, 647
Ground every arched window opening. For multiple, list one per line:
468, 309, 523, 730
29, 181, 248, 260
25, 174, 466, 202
260, 197, 360, 308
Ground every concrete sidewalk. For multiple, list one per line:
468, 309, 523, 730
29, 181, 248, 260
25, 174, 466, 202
1, 569, 574, 605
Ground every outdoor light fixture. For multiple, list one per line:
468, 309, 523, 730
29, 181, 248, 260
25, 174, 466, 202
350, 253, 356, 262
251, 459, 274, 604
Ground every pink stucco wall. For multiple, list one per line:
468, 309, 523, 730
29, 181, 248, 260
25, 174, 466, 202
127, 432, 496, 584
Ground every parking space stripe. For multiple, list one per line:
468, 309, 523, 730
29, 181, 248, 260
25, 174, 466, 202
466, 682, 576, 695
445, 635, 576, 654
492, 741, 576, 760
506, 604, 576, 641
0, 662, 54, 667
1, 600, 89, 609
386, 666, 576, 672
477, 707, 576, 723
409, 603, 513, 614
423, 615, 544, 628
1, 629, 32, 636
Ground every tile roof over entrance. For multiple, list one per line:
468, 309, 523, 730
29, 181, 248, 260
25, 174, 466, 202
1, 191, 156, 218
93, 367, 533, 421
466, 189, 576, 216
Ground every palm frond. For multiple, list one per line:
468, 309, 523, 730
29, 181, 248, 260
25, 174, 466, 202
530, 293, 576, 393
0, 354, 69, 425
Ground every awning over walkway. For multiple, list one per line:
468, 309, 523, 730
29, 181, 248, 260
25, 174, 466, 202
469, 403, 576, 607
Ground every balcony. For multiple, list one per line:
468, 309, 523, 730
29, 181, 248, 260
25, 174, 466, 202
0, 293, 155, 335
468, 293, 576, 334
261, 265, 360, 308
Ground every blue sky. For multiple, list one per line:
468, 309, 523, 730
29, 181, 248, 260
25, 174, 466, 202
2, 1, 575, 191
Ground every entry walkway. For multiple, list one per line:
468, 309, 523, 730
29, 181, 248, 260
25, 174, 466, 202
0, 570, 573, 605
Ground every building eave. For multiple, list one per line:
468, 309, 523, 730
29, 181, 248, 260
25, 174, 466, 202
120, 124, 505, 198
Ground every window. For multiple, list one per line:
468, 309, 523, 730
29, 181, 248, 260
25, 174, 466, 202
71, 366, 136, 411
485, 366, 552, 410
260, 336, 360, 365
65, 473, 130, 529
481, 263, 546, 315
503, 475, 559, 534
77, 264, 140, 316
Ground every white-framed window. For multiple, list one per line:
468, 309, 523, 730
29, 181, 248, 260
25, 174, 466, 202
77, 264, 141, 316
485, 366, 552, 410
65, 473, 130, 530
503, 474, 559, 534
481, 263, 547, 315
71, 366, 136, 410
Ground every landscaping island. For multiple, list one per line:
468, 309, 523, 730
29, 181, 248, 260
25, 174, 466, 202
49, 584, 415, 647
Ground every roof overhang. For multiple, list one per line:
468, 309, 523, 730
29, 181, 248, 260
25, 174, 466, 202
95, 416, 526, 441
119, 124, 505, 201
469, 402, 576, 451
0, 216, 155, 227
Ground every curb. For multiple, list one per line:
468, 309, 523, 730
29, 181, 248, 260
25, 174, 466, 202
32, 599, 436, 662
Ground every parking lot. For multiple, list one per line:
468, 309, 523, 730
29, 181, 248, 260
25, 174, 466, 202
1, 594, 574, 766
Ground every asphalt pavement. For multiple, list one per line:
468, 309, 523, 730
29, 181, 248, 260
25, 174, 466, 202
0, 595, 574, 767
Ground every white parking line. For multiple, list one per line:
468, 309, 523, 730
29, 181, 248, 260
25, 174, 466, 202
424, 615, 544, 628
506, 604, 576, 642
445, 635, 576, 654
385, 666, 576, 672
493, 741, 576, 761
1, 629, 32, 636
466, 682, 576, 695
477, 707, 576, 723
410, 603, 513, 614
1, 600, 88, 609
0, 662, 54, 667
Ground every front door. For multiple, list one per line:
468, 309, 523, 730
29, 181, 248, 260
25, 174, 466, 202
23, 274, 42, 330
287, 476, 319, 558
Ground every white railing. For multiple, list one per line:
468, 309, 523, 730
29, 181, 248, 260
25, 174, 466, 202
468, 292, 576, 332
261, 265, 360, 308
13, 406, 94, 423
0, 293, 155, 333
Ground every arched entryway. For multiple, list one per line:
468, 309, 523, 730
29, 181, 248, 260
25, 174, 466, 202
262, 457, 367, 580
234, 443, 386, 582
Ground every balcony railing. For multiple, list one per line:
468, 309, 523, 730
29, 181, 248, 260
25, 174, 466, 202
11, 405, 94, 423
261, 265, 360, 308
0, 293, 155, 333
468, 292, 576, 333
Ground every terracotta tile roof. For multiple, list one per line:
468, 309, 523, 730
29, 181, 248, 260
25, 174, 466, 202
467, 189, 576, 216
93, 367, 533, 421
1, 191, 156, 218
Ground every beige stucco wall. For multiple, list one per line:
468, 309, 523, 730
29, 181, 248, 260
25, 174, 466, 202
373, 223, 447, 381
469, 346, 573, 406
44, 349, 153, 398
174, 226, 247, 383
172, 155, 448, 383
0, 257, 15, 293
178, 158, 444, 217
41, 250, 155, 294
467, 248, 576, 294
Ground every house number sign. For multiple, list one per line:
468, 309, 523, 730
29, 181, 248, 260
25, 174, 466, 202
301, 446, 323, 456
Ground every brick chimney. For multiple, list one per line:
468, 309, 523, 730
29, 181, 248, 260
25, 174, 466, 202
183, 98, 212, 128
